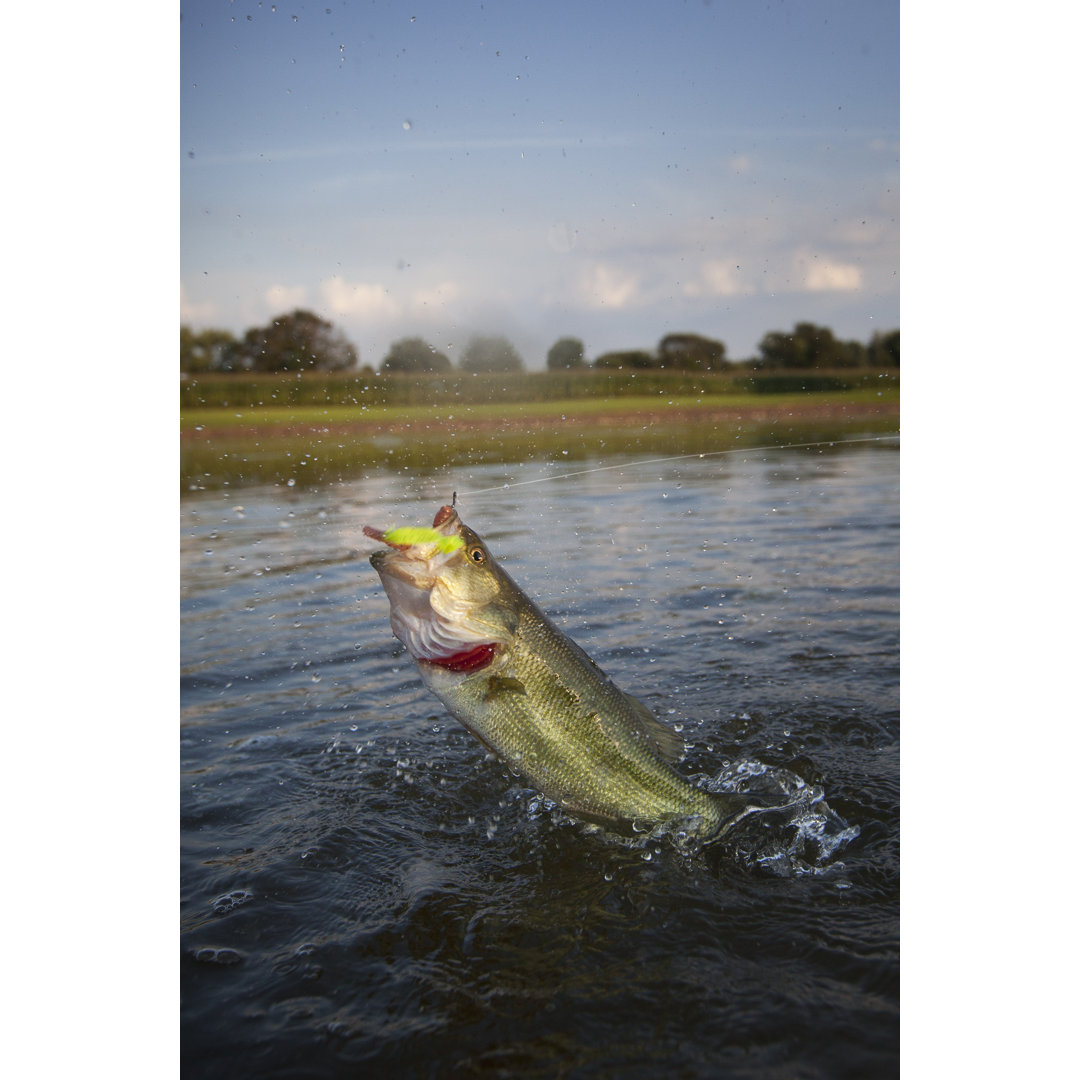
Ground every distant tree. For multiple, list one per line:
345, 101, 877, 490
757, 322, 847, 370
657, 332, 730, 371
546, 336, 586, 370
231, 310, 358, 372
755, 330, 792, 370
593, 349, 655, 369
180, 325, 238, 373
868, 329, 900, 367
380, 337, 452, 374
834, 339, 868, 368
180, 325, 201, 373
460, 334, 524, 373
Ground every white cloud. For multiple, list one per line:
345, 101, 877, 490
576, 263, 641, 310
408, 280, 463, 315
803, 258, 863, 292
265, 283, 308, 311
320, 276, 402, 320
686, 258, 755, 298
179, 282, 218, 325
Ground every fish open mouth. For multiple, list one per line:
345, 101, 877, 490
363, 511, 501, 670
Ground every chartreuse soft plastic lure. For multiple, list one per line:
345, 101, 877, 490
382, 526, 465, 554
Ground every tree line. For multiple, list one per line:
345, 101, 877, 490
181, 309, 899, 375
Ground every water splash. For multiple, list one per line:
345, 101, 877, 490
704, 759, 861, 876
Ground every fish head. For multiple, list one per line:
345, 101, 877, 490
363, 505, 519, 669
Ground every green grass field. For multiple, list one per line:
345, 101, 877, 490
181, 388, 895, 432
181, 388, 899, 493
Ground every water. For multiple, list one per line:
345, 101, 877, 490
181, 444, 899, 1078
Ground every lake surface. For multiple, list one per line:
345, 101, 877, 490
181, 441, 899, 1079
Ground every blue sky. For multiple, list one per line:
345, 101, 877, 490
181, 0, 898, 368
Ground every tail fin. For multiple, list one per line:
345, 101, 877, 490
708, 790, 798, 842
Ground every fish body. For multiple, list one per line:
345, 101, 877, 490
364, 505, 761, 842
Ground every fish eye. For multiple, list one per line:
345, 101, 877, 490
468, 545, 486, 564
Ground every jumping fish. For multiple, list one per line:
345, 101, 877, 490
364, 504, 772, 842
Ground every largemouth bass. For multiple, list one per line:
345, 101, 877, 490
364, 504, 768, 843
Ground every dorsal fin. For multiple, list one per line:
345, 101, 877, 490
624, 693, 686, 762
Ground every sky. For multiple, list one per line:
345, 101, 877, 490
181, 0, 899, 369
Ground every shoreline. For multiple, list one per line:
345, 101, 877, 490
181, 392, 899, 493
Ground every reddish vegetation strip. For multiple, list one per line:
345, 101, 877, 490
183, 398, 899, 443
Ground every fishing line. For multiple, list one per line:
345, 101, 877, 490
453, 433, 899, 499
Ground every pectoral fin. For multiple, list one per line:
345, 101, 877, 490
483, 675, 528, 701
